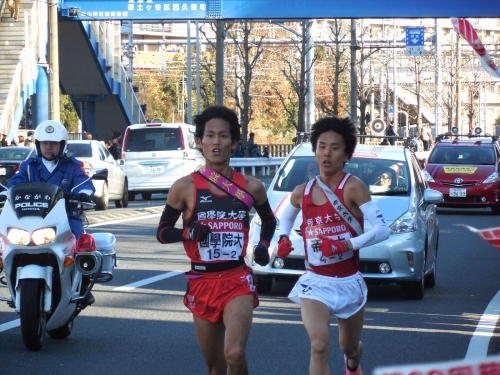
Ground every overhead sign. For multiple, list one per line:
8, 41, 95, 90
406, 27, 425, 56
60, 0, 500, 20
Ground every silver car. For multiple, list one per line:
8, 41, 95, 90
67, 140, 128, 210
245, 142, 443, 299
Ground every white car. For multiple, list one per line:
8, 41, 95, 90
66, 140, 128, 210
246, 141, 444, 299
120, 122, 205, 201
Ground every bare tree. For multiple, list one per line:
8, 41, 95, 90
272, 21, 315, 134
225, 21, 265, 155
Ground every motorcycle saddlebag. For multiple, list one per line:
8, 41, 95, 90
92, 232, 117, 282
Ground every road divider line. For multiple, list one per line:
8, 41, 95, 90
88, 213, 162, 227
465, 289, 500, 359
113, 271, 184, 291
0, 319, 19, 332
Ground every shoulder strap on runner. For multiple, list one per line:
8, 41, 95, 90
314, 175, 363, 236
197, 165, 255, 209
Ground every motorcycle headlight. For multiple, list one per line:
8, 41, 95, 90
483, 172, 499, 184
31, 227, 56, 245
7, 228, 31, 246
390, 211, 417, 233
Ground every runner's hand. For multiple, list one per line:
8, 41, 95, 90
318, 236, 349, 257
183, 223, 211, 242
254, 242, 270, 266
277, 235, 294, 258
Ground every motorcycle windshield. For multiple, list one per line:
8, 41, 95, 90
9, 182, 64, 219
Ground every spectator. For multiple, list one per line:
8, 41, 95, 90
232, 140, 244, 157
251, 144, 263, 157
84, 132, 92, 140
18, 135, 25, 145
262, 146, 270, 158
7, 0, 20, 22
247, 131, 255, 156
112, 131, 123, 158
24, 131, 34, 147
386, 121, 396, 145
1, 134, 8, 147
420, 127, 432, 151
412, 134, 420, 151
10, 136, 19, 146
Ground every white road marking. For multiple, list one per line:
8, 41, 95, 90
0, 319, 19, 332
113, 271, 184, 291
465, 289, 500, 359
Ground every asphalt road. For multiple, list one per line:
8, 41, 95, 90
0, 180, 499, 374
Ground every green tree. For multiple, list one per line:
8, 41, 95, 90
60, 92, 80, 132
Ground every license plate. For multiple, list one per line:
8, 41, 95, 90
0, 168, 5, 175
449, 188, 466, 197
146, 165, 163, 173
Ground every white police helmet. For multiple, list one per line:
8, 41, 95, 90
34, 120, 68, 159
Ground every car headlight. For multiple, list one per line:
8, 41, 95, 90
422, 170, 434, 182
390, 211, 417, 233
7, 228, 31, 246
31, 227, 56, 245
482, 172, 499, 184
253, 215, 280, 230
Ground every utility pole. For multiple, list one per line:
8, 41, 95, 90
392, 18, 398, 130
215, 20, 225, 106
350, 19, 358, 125
48, 0, 60, 121
434, 19, 441, 136
305, 20, 315, 132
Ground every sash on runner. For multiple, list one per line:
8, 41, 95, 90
314, 176, 363, 236
198, 165, 254, 209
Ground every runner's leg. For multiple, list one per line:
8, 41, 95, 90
222, 294, 254, 375
301, 298, 331, 375
193, 314, 227, 375
337, 307, 364, 371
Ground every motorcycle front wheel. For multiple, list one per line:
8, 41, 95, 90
20, 279, 47, 351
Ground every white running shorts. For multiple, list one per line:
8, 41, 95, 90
288, 271, 367, 319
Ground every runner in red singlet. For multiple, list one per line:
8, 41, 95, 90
276, 116, 390, 375
157, 105, 276, 375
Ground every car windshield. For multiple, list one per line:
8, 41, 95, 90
124, 128, 183, 152
67, 143, 92, 158
0, 148, 32, 160
428, 146, 495, 165
274, 155, 410, 195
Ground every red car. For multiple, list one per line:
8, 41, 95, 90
423, 136, 500, 214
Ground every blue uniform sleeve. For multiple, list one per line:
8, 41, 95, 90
6, 160, 32, 188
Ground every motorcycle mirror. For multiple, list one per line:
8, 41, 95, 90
90, 168, 108, 180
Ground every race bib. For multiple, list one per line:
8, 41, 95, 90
304, 224, 353, 266
198, 231, 245, 261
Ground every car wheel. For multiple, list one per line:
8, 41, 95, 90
142, 192, 152, 201
129, 192, 135, 201
256, 276, 272, 294
425, 235, 438, 288
114, 179, 129, 208
94, 182, 109, 211
402, 270, 425, 300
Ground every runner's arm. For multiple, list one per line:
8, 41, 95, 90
349, 200, 390, 250
254, 199, 276, 246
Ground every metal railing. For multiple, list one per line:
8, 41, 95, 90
229, 157, 285, 176
87, 20, 146, 125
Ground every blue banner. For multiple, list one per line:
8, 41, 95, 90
60, 0, 499, 20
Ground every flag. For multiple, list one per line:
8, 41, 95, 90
451, 18, 500, 80
461, 225, 500, 250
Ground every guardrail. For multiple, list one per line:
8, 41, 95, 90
229, 157, 285, 176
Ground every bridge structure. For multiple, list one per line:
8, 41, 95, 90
0, 0, 498, 142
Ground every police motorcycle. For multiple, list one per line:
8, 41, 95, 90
0, 169, 117, 351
